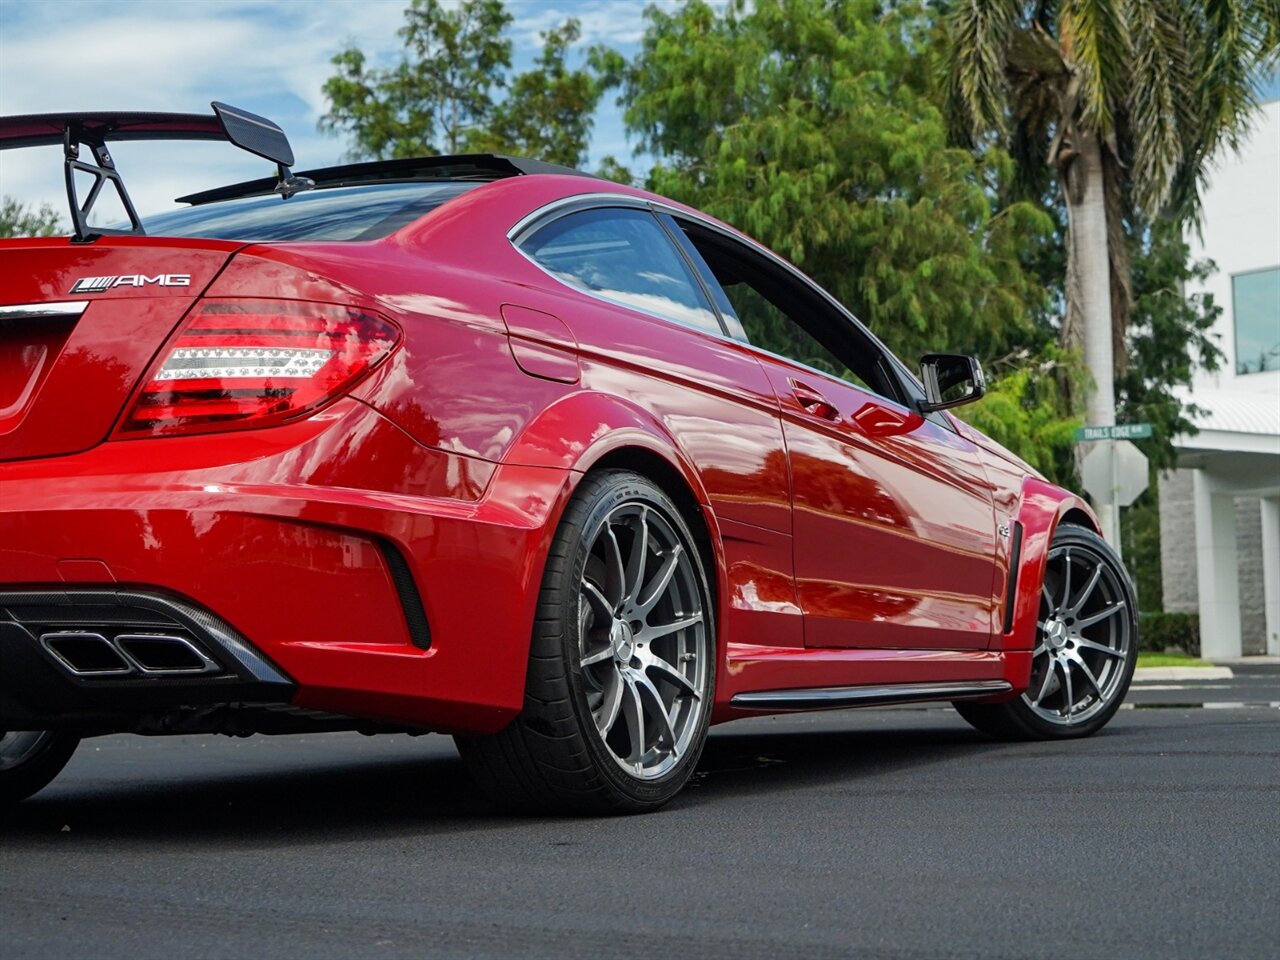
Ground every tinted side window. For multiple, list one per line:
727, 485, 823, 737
720, 282, 859, 384
674, 220, 898, 399
520, 208, 722, 335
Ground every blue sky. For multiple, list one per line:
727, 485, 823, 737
2, 0, 1277, 220
0, 0, 687, 217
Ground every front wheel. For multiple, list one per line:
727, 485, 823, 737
955, 523, 1137, 740
456, 470, 715, 814
0, 730, 80, 804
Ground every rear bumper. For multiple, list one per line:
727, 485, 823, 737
0, 399, 574, 733
0, 587, 295, 731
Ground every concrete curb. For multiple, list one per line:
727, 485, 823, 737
1133, 666, 1234, 682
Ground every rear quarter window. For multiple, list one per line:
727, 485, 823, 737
519, 206, 723, 336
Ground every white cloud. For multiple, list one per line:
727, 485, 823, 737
507, 0, 668, 47
0, 1, 408, 122
0, 0, 413, 213
0, 0, 678, 218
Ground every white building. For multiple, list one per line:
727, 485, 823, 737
1159, 97, 1280, 659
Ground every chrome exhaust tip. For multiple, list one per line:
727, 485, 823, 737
40, 632, 132, 676
39, 631, 222, 678
114, 634, 220, 675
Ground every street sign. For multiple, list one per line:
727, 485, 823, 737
1074, 422, 1153, 441
1081, 440, 1150, 507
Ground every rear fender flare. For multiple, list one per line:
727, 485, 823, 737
504, 391, 701, 488
500, 389, 728, 671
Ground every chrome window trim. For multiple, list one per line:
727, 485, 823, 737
0, 300, 89, 320
506, 192, 650, 244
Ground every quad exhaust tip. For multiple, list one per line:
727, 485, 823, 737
41, 632, 221, 678
41, 633, 131, 675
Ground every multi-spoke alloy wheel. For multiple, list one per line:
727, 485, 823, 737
577, 501, 708, 779
456, 470, 714, 813
955, 523, 1137, 741
1025, 539, 1132, 725
0, 730, 80, 804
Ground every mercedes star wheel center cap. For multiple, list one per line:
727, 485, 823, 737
612, 619, 637, 662
1045, 618, 1070, 650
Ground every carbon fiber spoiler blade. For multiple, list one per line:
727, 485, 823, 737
0, 111, 226, 150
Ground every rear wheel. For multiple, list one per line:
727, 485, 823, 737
456, 469, 715, 814
955, 523, 1137, 740
0, 730, 80, 804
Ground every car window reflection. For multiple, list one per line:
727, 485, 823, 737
522, 208, 722, 336
142, 181, 479, 242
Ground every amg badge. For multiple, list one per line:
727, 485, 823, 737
69, 274, 191, 293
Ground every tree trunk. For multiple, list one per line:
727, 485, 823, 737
1062, 128, 1119, 546
1062, 128, 1115, 430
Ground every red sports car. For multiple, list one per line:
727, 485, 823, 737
0, 105, 1136, 813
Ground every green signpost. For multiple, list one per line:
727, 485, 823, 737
1074, 423, 1153, 442
1074, 424, 1153, 562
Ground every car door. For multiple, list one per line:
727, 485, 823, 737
510, 201, 803, 651
665, 214, 1000, 650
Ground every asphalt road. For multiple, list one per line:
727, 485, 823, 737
3, 682, 1277, 960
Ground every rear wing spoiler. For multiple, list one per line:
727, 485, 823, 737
0, 103, 303, 242
0, 111, 227, 150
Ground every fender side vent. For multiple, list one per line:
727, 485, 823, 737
379, 540, 431, 650
1003, 521, 1024, 635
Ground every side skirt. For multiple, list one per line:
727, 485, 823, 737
730, 680, 1011, 712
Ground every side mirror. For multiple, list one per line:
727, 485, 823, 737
919, 353, 985, 412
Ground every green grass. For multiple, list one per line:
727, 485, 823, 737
1136, 652, 1214, 668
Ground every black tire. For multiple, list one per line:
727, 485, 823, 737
456, 469, 716, 814
955, 523, 1138, 741
0, 731, 80, 804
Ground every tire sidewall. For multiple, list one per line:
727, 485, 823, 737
0, 731, 80, 804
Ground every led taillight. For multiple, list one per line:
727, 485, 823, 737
115, 298, 399, 438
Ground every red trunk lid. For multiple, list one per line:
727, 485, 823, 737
0, 236, 243, 461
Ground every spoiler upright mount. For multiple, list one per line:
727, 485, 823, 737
0, 102, 304, 242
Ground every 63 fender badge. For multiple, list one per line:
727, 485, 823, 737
69, 274, 190, 293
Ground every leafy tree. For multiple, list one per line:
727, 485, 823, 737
319, 1, 619, 167
0, 196, 63, 238
955, 344, 1085, 483
944, 0, 1280, 435
1122, 480, 1164, 610
321, 0, 514, 159
1112, 218, 1224, 608
961, 203, 1225, 487
618, 0, 1052, 367
595, 155, 637, 185
467, 21, 625, 167
1119, 218, 1223, 471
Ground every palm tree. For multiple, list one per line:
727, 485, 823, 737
944, 1, 1279, 432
